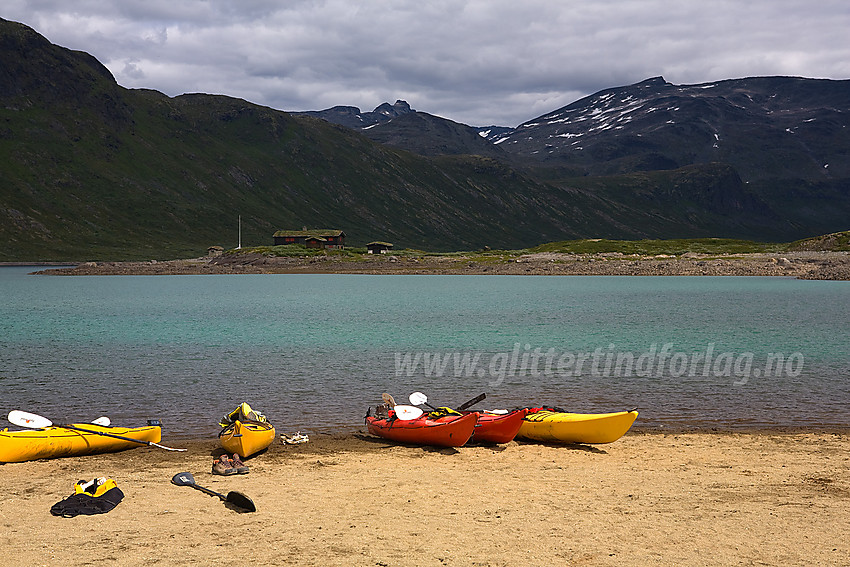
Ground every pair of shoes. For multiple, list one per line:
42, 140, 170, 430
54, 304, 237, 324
282, 432, 309, 445
212, 455, 237, 475
230, 453, 249, 474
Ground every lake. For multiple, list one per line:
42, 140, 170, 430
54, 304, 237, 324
1, 266, 848, 438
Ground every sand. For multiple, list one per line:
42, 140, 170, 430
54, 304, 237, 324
1, 431, 847, 566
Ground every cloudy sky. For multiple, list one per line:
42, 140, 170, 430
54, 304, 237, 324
5, 1, 850, 127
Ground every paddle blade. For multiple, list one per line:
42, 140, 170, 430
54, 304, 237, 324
225, 491, 256, 513
394, 405, 424, 420
381, 393, 396, 407
408, 391, 428, 406
8, 410, 53, 429
171, 472, 196, 487
91, 416, 111, 426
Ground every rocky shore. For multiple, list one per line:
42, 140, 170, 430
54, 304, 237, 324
33, 250, 850, 279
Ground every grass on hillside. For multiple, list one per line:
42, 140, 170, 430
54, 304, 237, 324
529, 238, 788, 256
233, 245, 368, 258
229, 236, 810, 261
786, 230, 850, 252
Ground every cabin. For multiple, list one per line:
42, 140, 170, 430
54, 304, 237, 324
273, 229, 346, 249
366, 241, 393, 254
304, 236, 327, 249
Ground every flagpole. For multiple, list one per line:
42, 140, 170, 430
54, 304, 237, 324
237, 215, 242, 249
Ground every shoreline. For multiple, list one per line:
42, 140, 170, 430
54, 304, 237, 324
159, 426, 850, 450
28, 250, 850, 279
94, 428, 850, 454
3, 430, 847, 565
162, 424, 850, 444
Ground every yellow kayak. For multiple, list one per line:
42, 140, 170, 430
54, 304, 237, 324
219, 420, 275, 458
0, 423, 161, 463
517, 409, 638, 444
218, 402, 275, 458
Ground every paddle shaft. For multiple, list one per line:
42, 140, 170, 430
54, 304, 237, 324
187, 482, 227, 501
456, 393, 486, 411
175, 475, 256, 512
56, 423, 186, 452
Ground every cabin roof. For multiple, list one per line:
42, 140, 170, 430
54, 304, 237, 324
366, 241, 394, 247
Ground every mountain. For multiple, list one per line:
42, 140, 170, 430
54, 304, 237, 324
488, 76, 850, 181
0, 18, 604, 260
296, 100, 507, 159
487, 76, 850, 232
309, 76, 850, 239
1, 18, 846, 261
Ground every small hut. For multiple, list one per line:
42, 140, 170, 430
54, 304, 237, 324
366, 241, 394, 254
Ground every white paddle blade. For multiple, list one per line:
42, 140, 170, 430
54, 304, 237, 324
408, 391, 428, 406
91, 416, 111, 426
381, 393, 396, 407
394, 405, 424, 420
8, 410, 53, 429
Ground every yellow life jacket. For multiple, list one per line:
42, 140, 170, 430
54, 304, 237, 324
219, 402, 268, 427
428, 407, 463, 418
74, 477, 118, 498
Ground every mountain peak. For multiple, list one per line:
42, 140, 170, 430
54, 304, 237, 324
373, 100, 413, 116
293, 99, 413, 129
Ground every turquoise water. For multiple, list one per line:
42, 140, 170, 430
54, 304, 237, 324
1, 266, 848, 437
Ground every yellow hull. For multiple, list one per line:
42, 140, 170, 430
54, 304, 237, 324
219, 420, 275, 458
0, 424, 161, 463
517, 410, 638, 444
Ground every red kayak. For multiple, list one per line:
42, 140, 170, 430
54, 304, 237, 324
466, 409, 528, 444
365, 411, 478, 447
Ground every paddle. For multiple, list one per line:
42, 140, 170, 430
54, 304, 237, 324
381, 393, 396, 408
409, 391, 486, 412
456, 393, 486, 411
408, 391, 438, 410
171, 472, 256, 513
5, 414, 109, 426
8, 410, 187, 452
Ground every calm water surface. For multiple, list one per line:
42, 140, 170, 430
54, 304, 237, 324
1, 266, 848, 437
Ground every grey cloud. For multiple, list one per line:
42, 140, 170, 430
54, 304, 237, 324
4, 0, 850, 127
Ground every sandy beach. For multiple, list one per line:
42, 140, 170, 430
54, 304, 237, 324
2, 430, 847, 566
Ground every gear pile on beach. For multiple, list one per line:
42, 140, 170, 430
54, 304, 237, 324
2, 395, 640, 519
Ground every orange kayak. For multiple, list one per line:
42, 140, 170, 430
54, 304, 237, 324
365, 411, 478, 447
465, 409, 528, 444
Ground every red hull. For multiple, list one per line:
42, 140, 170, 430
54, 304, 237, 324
466, 409, 528, 443
365, 412, 478, 447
